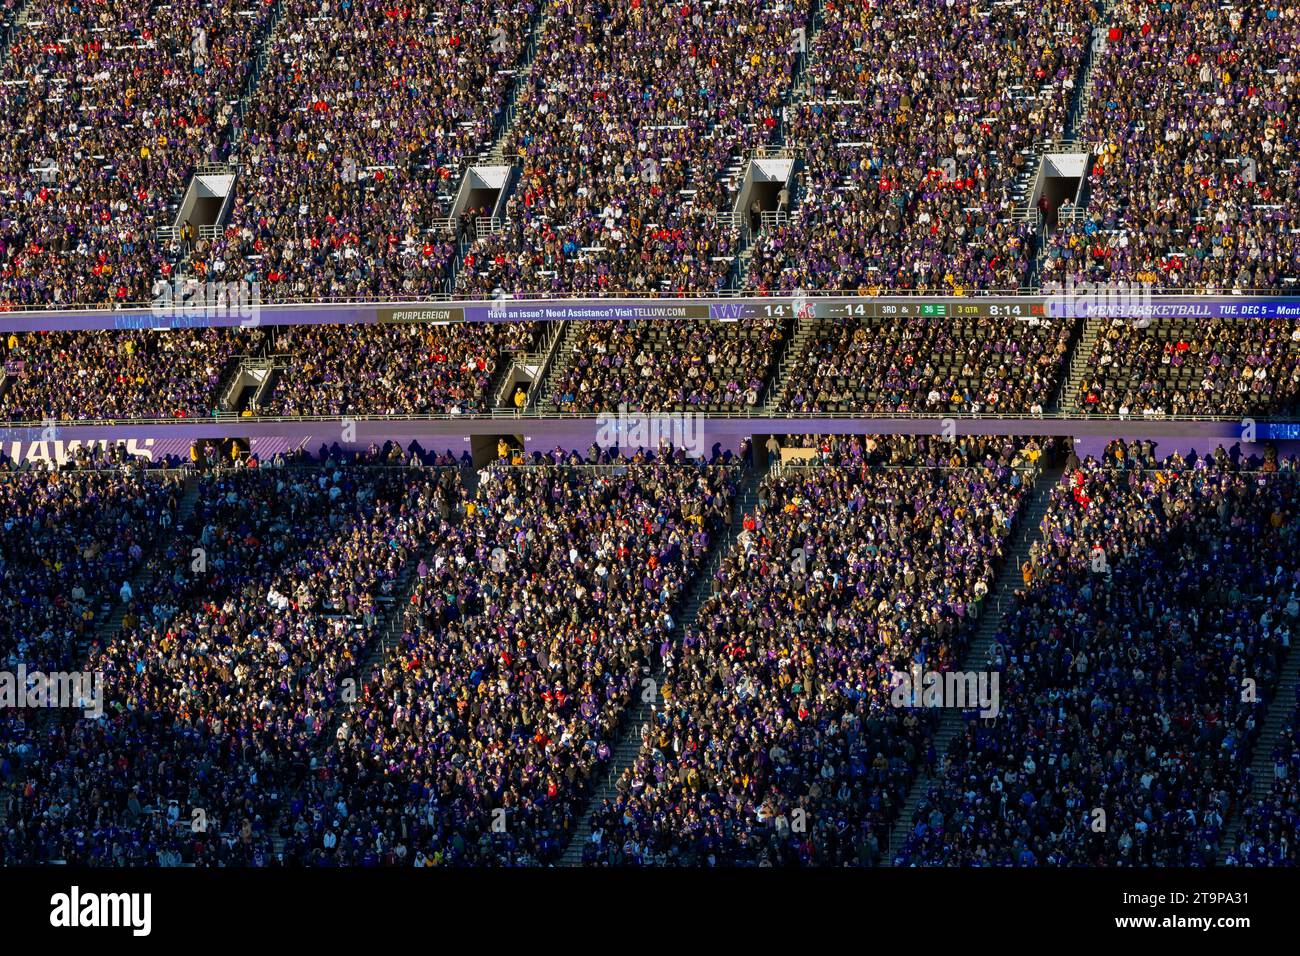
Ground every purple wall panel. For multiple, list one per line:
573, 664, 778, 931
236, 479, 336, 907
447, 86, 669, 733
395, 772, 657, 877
0, 417, 1290, 467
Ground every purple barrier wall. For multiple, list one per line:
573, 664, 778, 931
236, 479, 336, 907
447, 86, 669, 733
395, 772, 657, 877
1071, 437, 1300, 462
1, 417, 1291, 467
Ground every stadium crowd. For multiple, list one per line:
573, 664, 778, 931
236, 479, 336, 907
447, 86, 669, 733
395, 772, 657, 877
204, 0, 532, 301
1227, 690, 1300, 866
2, 0, 1300, 881
896, 446, 1300, 865
0, 0, 272, 307
1041, 1, 1300, 293
2, 464, 456, 865
785, 433, 1052, 470
5, 440, 1300, 868
0, 461, 183, 676
0, 457, 184, 865
0, 329, 252, 421
781, 316, 1075, 414
577, 441, 1039, 864
745, 0, 1093, 294
455, 0, 811, 297
277, 459, 738, 865
1, 0, 1297, 306
545, 319, 788, 412
1077, 317, 1300, 417
264, 322, 538, 417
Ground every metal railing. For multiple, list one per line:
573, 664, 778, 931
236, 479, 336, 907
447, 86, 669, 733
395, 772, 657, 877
156, 223, 222, 242
194, 163, 238, 177
1035, 138, 1089, 155
490, 461, 741, 474
6, 289, 1300, 313
489, 326, 562, 410
0, 465, 194, 479
1007, 208, 1044, 226
753, 145, 801, 160
1056, 206, 1089, 226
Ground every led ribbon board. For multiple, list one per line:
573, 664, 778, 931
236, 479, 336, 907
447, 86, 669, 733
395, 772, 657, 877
1, 296, 1297, 332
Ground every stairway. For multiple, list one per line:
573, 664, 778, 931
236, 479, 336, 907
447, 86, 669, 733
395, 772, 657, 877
483, 348, 532, 413
9, 474, 206, 765
488, 322, 567, 412
1071, 1, 1119, 141
763, 316, 824, 413
0, 0, 32, 64
558, 461, 767, 865
211, 352, 260, 416
348, 466, 478, 691
1216, 643, 1300, 864
1028, 1, 1117, 292
438, 7, 551, 294
475, 6, 549, 167
156, 0, 284, 287
229, 0, 287, 150
1055, 311, 1106, 413
1008, 27, 1107, 223
533, 322, 590, 412
883, 462, 1065, 866
1009, 145, 1046, 218
267, 559, 419, 859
